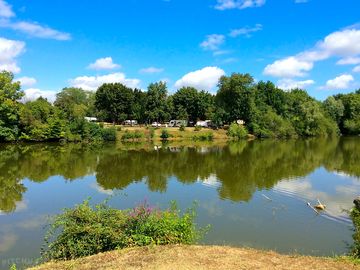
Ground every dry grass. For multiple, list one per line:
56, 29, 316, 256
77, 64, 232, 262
29, 245, 359, 270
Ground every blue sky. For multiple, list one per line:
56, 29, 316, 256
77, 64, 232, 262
0, 0, 360, 101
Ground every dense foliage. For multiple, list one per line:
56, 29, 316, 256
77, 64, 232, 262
0, 71, 115, 142
350, 207, 360, 258
1, 70, 360, 142
42, 200, 204, 260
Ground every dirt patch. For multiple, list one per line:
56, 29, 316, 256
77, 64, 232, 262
29, 245, 359, 270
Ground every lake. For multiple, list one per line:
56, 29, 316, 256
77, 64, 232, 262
1, 137, 360, 268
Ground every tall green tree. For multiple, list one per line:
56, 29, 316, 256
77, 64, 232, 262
145, 82, 170, 122
95, 83, 134, 124
0, 71, 24, 141
215, 73, 256, 124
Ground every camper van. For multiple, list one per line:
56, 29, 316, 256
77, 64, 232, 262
195, 120, 212, 128
124, 120, 138, 126
169, 120, 188, 127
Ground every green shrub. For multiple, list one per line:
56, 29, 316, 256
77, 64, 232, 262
192, 132, 213, 141
121, 130, 144, 141
194, 125, 202, 131
116, 126, 122, 131
101, 127, 116, 141
160, 129, 170, 140
42, 200, 206, 261
149, 128, 155, 139
227, 123, 248, 140
350, 207, 360, 258
179, 124, 186, 131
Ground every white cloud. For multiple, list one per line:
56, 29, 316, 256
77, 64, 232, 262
16, 76, 37, 87
277, 79, 315, 90
69, 72, 141, 91
0, 37, 25, 73
229, 24, 262, 38
323, 74, 354, 90
336, 57, 360, 65
175, 66, 225, 92
264, 28, 360, 78
263, 57, 313, 78
215, 0, 266, 10
139, 67, 164, 74
87, 57, 120, 70
200, 34, 225, 51
23, 88, 57, 102
0, 0, 14, 18
213, 50, 231, 56
353, 65, 360, 73
0, 19, 71, 40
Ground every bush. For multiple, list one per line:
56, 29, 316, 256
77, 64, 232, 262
101, 127, 116, 141
350, 207, 360, 258
192, 132, 213, 141
194, 125, 202, 131
121, 130, 144, 141
149, 128, 155, 139
227, 123, 248, 140
160, 129, 170, 140
179, 124, 186, 131
42, 200, 206, 261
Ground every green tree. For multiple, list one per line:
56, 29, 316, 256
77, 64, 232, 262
215, 73, 256, 124
145, 82, 170, 122
95, 83, 134, 124
0, 71, 24, 141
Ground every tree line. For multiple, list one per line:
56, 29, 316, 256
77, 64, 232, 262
0, 70, 360, 142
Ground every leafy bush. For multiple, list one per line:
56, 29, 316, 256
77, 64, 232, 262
192, 132, 214, 141
179, 124, 186, 131
194, 125, 202, 131
101, 127, 117, 141
227, 123, 248, 140
149, 128, 155, 139
350, 207, 360, 258
160, 129, 170, 140
121, 130, 144, 141
42, 200, 206, 261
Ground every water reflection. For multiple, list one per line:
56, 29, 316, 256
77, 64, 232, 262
1, 137, 360, 214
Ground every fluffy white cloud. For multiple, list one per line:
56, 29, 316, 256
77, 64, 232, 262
215, 0, 266, 10
87, 57, 120, 70
174, 66, 225, 92
263, 57, 313, 78
69, 73, 141, 91
0, 0, 14, 18
16, 76, 37, 87
264, 28, 360, 78
323, 74, 354, 90
139, 67, 164, 74
336, 57, 360, 65
353, 65, 360, 73
0, 20, 71, 40
23, 88, 57, 102
277, 79, 315, 90
0, 37, 25, 73
229, 24, 262, 38
200, 34, 225, 51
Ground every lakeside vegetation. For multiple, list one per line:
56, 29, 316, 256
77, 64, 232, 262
41, 199, 205, 261
1, 70, 360, 142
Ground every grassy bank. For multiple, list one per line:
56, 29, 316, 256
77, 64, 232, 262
111, 125, 231, 142
29, 245, 359, 270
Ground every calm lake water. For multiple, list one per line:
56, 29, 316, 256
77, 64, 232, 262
1, 137, 360, 268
